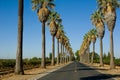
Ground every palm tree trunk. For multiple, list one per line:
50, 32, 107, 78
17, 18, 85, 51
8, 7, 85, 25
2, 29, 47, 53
65, 49, 67, 63
67, 50, 69, 63
41, 22, 46, 68
80, 53, 83, 62
110, 31, 115, 69
91, 42, 95, 64
100, 37, 104, 67
87, 46, 90, 64
51, 36, 55, 66
60, 43, 62, 64
63, 45, 65, 64
15, 0, 24, 75
69, 55, 72, 61
57, 39, 59, 65
66, 49, 67, 63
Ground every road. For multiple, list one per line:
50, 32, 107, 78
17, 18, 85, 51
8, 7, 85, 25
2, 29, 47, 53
38, 62, 114, 80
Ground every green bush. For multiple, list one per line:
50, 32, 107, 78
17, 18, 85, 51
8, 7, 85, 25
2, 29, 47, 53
28, 57, 41, 66
115, 58, 120, 66
0, 59, 15, 68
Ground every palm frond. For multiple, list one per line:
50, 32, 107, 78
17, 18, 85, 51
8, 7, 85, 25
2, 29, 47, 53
31, 0, 55, 12
31, 0, 43, 11
48, 3, 55, 10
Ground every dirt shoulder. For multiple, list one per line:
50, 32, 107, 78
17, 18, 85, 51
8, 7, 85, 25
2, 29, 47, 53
85, 63, 120, 80
1, 63, 69, 80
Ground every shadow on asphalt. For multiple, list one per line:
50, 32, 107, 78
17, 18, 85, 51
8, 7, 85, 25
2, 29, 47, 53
80, 74, 120, 80
52, 68, 108, 73
51, 62, 108, 73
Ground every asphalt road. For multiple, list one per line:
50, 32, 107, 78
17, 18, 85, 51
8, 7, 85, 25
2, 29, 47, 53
38, 62, 114, 80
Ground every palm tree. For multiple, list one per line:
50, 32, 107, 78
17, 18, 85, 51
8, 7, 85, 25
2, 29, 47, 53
62, 35, 66, 64
56, 24, 63, 65
63, 35, 69, 63
60, 36, 63, 64
89, 29, 97, 64
97, 0, 120, 69
79, 32, 91, 63
15, 0, 24, 75
32, 0, 55, 68
60, 35, 64, 64
56, 29, 60, 65
85, 33, 91, 63
62, 35, 69, 64
48, 12, 61, 66
59, 30, 65, 64
79, 38, 86, 62
65, 40, 69, 63
91, 10, 104, 66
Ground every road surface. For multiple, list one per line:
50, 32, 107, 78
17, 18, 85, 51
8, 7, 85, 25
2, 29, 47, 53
38, 62, 114, 80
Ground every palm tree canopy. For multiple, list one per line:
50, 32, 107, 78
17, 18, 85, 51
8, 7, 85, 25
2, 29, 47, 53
91, 10, 104, 28
79, 29, 97, 55
89, 29, 97, 43
91, 10, 105, 38
56, 24, 64, 39
97, 0, 120, 31
32, 0, 55, 11
48, 12, 61, 22
31, 0, 55, 22
97, 0, 120, 14
47, 11, 62, 36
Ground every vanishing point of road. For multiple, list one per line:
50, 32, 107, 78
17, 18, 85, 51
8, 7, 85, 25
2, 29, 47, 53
38, 62, 114, 80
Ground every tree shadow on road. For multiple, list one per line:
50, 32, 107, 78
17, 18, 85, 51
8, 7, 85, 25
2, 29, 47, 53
51, 62, 109, 73
80, 74, 120, 80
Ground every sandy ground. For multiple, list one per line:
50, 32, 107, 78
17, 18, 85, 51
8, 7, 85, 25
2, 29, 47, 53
1, 62, 120, 80
87, 63, 120, 80
0, 63, 66, 80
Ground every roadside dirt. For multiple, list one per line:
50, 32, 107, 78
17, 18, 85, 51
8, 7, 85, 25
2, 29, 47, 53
87, 63, 120, 80
1, 63, 65, 80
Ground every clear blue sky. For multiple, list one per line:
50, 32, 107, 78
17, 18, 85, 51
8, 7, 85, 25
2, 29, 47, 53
0, 0, 120, 59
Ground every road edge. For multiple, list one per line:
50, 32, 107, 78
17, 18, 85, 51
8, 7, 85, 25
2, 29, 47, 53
29, 62, 72, 80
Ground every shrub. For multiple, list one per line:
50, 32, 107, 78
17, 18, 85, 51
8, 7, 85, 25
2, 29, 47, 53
0, 59, 15, 68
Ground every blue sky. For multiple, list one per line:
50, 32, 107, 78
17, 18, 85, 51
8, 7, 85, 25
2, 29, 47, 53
0, 0, 120, 59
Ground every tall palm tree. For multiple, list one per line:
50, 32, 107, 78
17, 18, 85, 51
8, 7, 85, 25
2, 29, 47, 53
85, 33, 91, 63
63, 35, 69, 63
62, 35, 69, 64
97, 0, 120, 69
61, 35, 65, 64
32, 0, 55, 68
65, 40, 69, 63
79, 32, 91, 63
15, 0, 24, 75
59, 30, 65, 64
79, 38, 86, 62
48, 12, 61, 66
89, 29, 97, 64
91, 10, 104, 66
56, 29, 60, 65
62, 35, 66, 64
56, 24, 63, 65
60, 36, 63, 64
